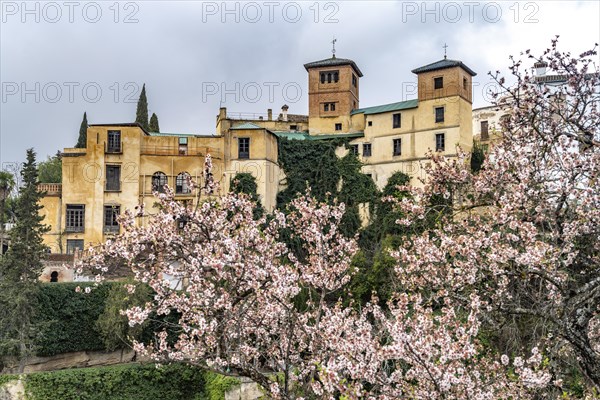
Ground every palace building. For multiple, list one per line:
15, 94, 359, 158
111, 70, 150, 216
39, 52, 476, 267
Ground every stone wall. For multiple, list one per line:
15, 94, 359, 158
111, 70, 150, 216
1, 349, 138, 374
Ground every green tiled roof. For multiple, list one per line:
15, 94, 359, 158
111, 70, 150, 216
148, 132, 214, 137
272, 131, 364, 141
411, 59, 477, 76
230, 122, 263, 130
351, 99, 419, 115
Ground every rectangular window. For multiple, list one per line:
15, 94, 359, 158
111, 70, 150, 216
289, 125, 297, 131
105, 165, 121, 191
238, 138, 250, 159
349, 144, 358, 156
107, 130, 121, 153
335, 123, 342, 131
103, 205, 120, 234
179, 137, 188, 145
436, 133, 445, 152
435, 107, 445, 123
393, 138, 402, 156
480, 121, 489, 140
330, 103, 335, 111
65, 204, 85, 232
363, 143, 372, 157
66, 239, 84, 255
352, 74, 357, 87
463, 77, 468, 90
434, 77, 444, 89
324, 103, 329, 112
393, 113, 401, 128
368, 121, 372, 127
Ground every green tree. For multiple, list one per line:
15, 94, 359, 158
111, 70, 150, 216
37, 153, 62, 183
75, 112, 88, 148
136, 84, 149, 131
96, 281, 153, 351
230, 172, 264, 219
0, 149, 49, 371
148, 112, 160, 132
0, 171, 15, 256
470, 141, 486, 173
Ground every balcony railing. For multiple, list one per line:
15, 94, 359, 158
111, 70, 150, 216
140, 145, 222, 158
38, 183, 62, 196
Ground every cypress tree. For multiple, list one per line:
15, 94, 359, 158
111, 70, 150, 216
135, 84, 149, 130
149, 113, 160, 132
0, 149, 50, 371
75, 112, 88, 148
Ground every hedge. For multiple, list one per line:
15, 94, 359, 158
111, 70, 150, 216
33, 283, 116, 356
22, 364, 205, 400
0, 373, 18, 387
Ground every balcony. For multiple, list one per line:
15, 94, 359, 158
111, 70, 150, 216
140, 145, 221, 158
38, 183, 62, 196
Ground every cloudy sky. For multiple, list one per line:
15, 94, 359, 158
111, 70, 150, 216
1, 0, 599, 166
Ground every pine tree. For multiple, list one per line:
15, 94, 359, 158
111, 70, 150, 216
135, 84, 149, 131
0, 149, 50, 371
75, 112, 88, 148
149, 112, 160, 132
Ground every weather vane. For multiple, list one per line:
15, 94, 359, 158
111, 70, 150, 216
332, 36, 337, 58
443, 43, 448, 59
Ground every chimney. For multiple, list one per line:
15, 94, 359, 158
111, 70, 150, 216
534, 61, 547, 77
218, 107, 227, 121
267, 108, 272, 121
281, 104, 289, 122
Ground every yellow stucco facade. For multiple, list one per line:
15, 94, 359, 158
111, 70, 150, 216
40, 54, 476, 258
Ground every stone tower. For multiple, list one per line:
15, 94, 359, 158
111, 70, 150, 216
304, 55, 363, 135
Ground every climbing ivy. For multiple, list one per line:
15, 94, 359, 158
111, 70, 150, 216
276, 138, 379, 237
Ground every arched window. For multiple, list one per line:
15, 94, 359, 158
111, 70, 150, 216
327, 73, 332, 83
320, 73, 325, 84
333, 72, 339, 82
176, 172, 191, 194
152, 172, 168, 193
50, 271, 58, 283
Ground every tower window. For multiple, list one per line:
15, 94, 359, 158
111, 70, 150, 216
333, 72, 339, 82
434, 77, 443, 89
435, 107, 445, 123
238, 137, 250, 159
393, 113, 401, 128
327, 73, 332, 83
320, 73, 325, 84
323, 103, 336, 112
363, 143, 372, 157
335, 123, 342, 131
435, 133, 445, 152
463, 77, 468, 90
324, 103, 329, 112
352, 74, 357, 87
393, 139, 402, 156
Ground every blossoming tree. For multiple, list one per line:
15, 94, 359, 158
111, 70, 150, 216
82, 40, 598, 398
